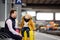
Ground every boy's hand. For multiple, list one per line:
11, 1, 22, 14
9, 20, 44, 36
19, 34, 22, 37
33, 28, 36, 31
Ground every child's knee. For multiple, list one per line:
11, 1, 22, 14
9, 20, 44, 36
26, 29, 30, 32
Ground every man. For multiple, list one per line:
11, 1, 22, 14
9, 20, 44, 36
5, 10, 22, 40
46, 21, 55, 31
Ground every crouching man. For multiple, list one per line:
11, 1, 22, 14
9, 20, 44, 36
5, 10, 22, 40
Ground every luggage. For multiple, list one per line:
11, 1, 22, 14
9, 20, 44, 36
30, 31, 34, 40
23, 31, 35, 40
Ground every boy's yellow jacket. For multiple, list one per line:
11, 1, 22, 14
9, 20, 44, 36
20, 16, 35, 30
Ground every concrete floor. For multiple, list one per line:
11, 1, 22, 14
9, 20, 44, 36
35, 32, 60, 40
0, 31, 60, 40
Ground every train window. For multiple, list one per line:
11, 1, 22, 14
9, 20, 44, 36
55, 13, 60, 20
27, 11, 36, 16
36, 12, 53, 20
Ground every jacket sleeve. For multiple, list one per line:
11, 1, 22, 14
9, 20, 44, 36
31, 20, 36, 30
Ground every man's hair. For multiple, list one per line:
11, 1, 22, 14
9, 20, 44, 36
10, 10, 16, 16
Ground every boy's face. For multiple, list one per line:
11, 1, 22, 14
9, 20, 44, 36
24, 14, 31, 22
25, 14, 31, 19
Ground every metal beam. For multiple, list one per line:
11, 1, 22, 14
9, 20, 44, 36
27, 0, 32, 3
5, 0, 7, 20
37, 0, 41, 4
22, 0, 26, 3
39, 0, 46, 4
45, 0, 52, 4
32, 0, 34, 3
33, 0, 39, 3
47, 0, 52, 4
56, 0, 60, 4
53, 0, 59, 4
43, 0, 47, 4
51, 0, 58, 4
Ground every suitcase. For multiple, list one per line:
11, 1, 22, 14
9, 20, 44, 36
23, 31, 35, 40
30, 31, 35, 40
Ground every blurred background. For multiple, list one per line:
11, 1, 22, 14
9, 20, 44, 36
0, 0, 60, 40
